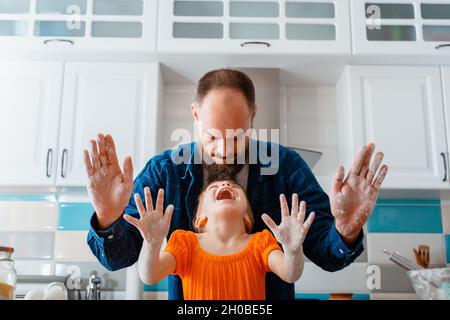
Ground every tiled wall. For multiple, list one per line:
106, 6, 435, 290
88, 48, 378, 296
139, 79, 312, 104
0, 193, 448, 300
0, 195, 127, 297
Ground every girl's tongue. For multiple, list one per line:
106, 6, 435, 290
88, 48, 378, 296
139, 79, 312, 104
216, 187, 236, 201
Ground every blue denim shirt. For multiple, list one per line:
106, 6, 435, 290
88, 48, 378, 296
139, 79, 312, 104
87, 140, 364, 300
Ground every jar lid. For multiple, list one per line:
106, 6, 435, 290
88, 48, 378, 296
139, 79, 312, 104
0, 246, 14, 253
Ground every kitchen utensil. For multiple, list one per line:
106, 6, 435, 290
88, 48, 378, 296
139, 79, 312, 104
382, 249, 424, 271
413, 245, 430, 269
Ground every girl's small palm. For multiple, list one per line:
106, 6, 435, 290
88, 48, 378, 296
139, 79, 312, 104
262, 194, 315, 253
124, 187, 174, 246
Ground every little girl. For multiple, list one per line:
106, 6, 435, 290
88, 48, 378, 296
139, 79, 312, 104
124, 179, 315, 300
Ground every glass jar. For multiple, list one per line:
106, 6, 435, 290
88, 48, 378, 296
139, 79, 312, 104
0, 246, 17, 300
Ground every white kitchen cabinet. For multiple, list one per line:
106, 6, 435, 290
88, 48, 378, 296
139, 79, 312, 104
442, 66, 450, 185
0, 0, 157, 52
158, 0, 351, 54
352, 0, 450, 55
57, 62, 161, 186
336, 66, 449, 189
0, 61, 63, 186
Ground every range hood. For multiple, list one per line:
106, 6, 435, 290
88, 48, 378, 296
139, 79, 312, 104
288, 147, 323, 169
235, 69, 323, 170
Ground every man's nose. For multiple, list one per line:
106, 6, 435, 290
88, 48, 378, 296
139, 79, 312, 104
215, 139, 234, 159
215, 139, 226, 157
220, 182, 231, 187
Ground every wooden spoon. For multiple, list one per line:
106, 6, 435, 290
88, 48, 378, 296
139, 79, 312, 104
413, 245, 430, 269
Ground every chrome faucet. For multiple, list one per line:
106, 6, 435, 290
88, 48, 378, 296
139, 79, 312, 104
85, 273, 102, 300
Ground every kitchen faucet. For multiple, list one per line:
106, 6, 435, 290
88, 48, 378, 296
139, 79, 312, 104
85, 273, 102, 300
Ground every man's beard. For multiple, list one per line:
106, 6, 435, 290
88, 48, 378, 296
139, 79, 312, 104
203, 163, 245, 184
203, 148, 249, 185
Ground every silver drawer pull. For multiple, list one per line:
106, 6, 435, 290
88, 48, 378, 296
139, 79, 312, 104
46, 148, 53, 178
61, 149, 68, 178
43, 39, 74, 45
435, 44, 450, 50
441, 152, 448, 182
240, 41, 271, 47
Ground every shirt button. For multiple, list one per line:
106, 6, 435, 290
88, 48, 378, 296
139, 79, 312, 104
339, 248, 344, 255
107, 234, 114, 240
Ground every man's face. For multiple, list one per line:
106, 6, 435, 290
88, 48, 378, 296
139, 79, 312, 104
192, 88, 255, 165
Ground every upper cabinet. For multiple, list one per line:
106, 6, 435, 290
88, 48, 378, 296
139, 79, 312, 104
336, 66, 449, 190
158, 0, 352, 54
57, 62, 161, 187
0, 61, 161, 187
352, 0, 450, 55
0, 0, 157, 52
0, 61, 63, 186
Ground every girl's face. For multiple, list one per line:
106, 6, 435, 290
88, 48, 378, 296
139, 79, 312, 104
200, 180, 248, 218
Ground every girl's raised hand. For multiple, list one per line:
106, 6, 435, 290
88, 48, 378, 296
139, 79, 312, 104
262, 194, 315, 253
124, 187, 174, 247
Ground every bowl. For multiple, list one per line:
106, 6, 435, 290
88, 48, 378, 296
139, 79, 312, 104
407, 267, 450, 300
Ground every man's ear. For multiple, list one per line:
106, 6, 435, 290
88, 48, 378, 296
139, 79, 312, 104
191, 102, 199, 121
251, 105, 257, 121
194, 216, 208, 231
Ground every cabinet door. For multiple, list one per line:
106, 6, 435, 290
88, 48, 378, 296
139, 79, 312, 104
158, 0, 351, 54
352, 0, 450, 55
57, 62, 160, 187
0, 0, 157, 52
0, 61, 63, 186
442, 66, 450, 183
337, 66, 448, 189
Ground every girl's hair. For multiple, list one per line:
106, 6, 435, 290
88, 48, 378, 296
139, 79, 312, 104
194, 179, 254, 233
195, 68, 256, 110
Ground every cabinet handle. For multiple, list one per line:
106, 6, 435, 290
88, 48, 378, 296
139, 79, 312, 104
240, 41, 271, 48
441, 152, 448, 182
436, 44, 450, 50
43, 39, 74, 45
46, 149, 53, 178
61, 149, 68, 178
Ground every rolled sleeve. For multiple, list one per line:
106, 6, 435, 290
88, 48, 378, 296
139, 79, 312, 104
89, 212, 126, 242
328, 222, 364, 265
87, 211, 137, 271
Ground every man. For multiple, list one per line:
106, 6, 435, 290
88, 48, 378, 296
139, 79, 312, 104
85, 69, 388, 299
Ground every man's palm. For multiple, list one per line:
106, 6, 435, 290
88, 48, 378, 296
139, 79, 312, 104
329, 143, 388, 240
83, 133, 134, 228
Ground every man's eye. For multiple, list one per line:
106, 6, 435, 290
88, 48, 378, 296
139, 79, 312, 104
207, 135, 215, 141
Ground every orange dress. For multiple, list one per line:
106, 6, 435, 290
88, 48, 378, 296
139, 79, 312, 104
164, 229, 281, 300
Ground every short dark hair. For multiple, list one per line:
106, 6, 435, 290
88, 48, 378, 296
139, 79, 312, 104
195, 68, 256, 110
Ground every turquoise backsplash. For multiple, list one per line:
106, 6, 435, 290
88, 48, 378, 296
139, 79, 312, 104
58, 202, 94, 231
368, 199, 442, 233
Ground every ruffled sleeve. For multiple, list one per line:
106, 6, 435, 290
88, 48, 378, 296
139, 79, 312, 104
254, 229, 282, 272
164, 230, 193, 278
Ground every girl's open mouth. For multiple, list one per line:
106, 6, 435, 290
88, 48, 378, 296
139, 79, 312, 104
216, 187, 236, 201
